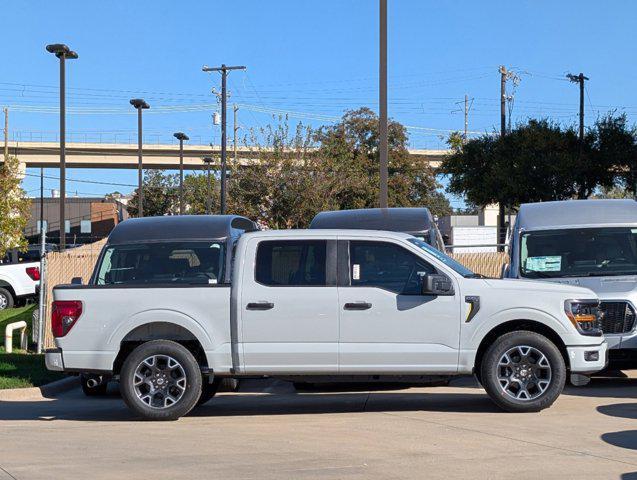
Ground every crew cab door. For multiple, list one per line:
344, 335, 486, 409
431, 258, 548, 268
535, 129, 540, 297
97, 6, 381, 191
337, 238, 461, 373
239, 236, 339, 373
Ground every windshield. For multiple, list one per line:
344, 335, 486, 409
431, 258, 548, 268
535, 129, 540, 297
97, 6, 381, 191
520, 227, 637, 278
407, 237, 475, 277
95, 241, 226, 285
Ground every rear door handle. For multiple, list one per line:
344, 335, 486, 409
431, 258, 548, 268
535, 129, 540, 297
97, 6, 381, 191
246, 302, 274, 311
344, 302, 372, 310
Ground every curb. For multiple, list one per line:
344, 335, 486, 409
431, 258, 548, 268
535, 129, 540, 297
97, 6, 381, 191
0, 376, 79, 401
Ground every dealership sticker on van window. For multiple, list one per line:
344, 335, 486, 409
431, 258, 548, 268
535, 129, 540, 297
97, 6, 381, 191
353, 264, 361, 280
525, 256, 562, 272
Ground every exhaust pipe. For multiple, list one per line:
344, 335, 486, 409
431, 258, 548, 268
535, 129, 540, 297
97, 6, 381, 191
86, 377, 101, 388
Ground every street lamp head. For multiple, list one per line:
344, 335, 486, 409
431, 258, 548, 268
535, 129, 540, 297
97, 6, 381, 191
174, 132, 189, 141
46, 43, 78, 59
130, 98, 150, 109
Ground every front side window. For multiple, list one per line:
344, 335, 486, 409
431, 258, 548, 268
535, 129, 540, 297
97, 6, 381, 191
349, 241, 436, 294
95, 241, 225, 285
256, 240, 326, 286
407, 237, 475, 277
521, 227, 637, 278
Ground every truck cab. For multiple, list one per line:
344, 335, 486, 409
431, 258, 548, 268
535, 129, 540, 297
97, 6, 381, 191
47, 215, 607, 420
504, 199, 637, 369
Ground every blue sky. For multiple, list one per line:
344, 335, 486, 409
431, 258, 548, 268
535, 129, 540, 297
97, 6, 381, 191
5, 1, 637, 206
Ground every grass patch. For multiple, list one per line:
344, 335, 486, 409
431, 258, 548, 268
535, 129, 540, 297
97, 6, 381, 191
0, 305, 64, 389
0, 352, 64, 389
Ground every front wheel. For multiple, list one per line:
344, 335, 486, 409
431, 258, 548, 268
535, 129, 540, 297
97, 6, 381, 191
120, 340, 202, 421
481, 331, 566, 412
0, 288, 14, 310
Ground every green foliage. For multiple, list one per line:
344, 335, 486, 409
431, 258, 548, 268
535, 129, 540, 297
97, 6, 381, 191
0, 155, 29, 258
127, 170, 179, 217
124, 109, 451, 225
441, 114, 637, 210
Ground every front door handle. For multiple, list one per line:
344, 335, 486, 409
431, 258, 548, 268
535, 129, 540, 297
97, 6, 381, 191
344, 302, 372, 311
247, 302, 274, 311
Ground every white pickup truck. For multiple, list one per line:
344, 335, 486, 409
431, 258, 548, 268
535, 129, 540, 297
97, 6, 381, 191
0, 248, 41, 309
46, 216, 608, 420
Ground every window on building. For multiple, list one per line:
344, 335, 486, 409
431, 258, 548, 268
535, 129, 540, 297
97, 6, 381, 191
36, 220, 48, 234
64, 220, 71, 234
80, 220, 92, 234
349, 241, 436, 294
255, 240, 327, 286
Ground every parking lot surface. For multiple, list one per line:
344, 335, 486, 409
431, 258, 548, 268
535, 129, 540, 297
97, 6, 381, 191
0, 375, 636, 480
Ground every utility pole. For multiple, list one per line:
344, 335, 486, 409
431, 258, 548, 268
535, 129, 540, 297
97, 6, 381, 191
40, 167, 44, 236
233, 104, 239, 163
3, 107, 7, 158
566, 72, 589, 143
379, 0, 388, 209
202, 64, 246, 214
498, 65, 507, 251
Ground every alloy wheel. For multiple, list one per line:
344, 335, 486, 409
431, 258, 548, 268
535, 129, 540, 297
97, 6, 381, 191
497, 345, 552, 401
133, 355, 187, 409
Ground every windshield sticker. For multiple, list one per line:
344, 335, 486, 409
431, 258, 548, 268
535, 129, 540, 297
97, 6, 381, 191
526, 256, 562, 272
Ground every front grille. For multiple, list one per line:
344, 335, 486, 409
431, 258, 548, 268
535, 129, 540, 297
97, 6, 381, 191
599, 301, 636, 334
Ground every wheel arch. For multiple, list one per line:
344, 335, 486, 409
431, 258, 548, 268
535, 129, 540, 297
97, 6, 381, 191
113, 322, 208, 375
473, 319, 569, 379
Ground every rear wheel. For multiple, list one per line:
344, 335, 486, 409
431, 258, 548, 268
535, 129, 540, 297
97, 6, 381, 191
120, 340, 202, 421
0, 288, 14, 310
481, 331, 566, 412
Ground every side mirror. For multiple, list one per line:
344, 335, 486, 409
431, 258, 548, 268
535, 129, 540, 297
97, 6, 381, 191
71, 277, 83, 285
422, 273, 454, 296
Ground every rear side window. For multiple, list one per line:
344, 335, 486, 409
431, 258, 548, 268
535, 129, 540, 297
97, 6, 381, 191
349, 241, 435, 294
95, 241, 225, 285
256, 240, 327, 286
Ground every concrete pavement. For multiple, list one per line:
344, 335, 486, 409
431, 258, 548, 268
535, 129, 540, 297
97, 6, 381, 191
0, 375, 636, 480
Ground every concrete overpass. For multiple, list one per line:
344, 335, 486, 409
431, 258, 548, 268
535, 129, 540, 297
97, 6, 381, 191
6, 141, 450, 171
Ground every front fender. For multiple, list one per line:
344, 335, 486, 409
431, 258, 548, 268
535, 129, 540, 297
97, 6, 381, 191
467, 307, 570, 351
107, 308, 214, 351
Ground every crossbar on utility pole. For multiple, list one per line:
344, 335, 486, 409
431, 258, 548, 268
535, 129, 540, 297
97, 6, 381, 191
202, 64, 246, 214
379, 0, 389, 209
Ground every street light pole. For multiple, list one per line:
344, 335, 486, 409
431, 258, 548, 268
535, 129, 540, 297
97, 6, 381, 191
130, 99, 150, 217
173, 133, 189, 215
202, 156, 213, 215
46, 44, 77, 250
379, 0, 388, 209
202, 64, 246, 214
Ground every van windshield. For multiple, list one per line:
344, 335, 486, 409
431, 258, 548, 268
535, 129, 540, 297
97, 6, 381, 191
95, 241, 225, 285
520, 227, 637, 278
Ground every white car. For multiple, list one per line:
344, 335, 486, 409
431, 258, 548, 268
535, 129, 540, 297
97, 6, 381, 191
0, 256, 40, 310
47, 216, 607, 420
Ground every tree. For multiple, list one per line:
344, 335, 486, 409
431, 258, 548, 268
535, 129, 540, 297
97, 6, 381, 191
127, 170, 179, 217
183, 172, 219, 215
313, 108, 451, 217
441, 115, 634, 211
0, 155, 30, 257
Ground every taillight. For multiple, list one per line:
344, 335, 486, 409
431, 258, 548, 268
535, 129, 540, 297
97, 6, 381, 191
26, 266, 40, 281
51, 301, 83, 337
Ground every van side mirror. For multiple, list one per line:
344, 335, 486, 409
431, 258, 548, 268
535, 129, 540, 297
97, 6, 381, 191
421, 274, 454, 296
71, 277, 83, 285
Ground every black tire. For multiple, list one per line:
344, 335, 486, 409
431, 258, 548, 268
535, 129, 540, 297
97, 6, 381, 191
0, 288, 14, 310
120, 340, 202, 421
80, 374, 109, 396
197, 378, 222, 406
480, 331, 566, 413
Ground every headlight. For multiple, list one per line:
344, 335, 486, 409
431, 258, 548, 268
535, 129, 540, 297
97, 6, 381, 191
564, 300, 602, 336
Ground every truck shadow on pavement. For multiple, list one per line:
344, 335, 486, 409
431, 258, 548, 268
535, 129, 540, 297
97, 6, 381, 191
562, 376, 637, 399
0, 385, 503, 422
